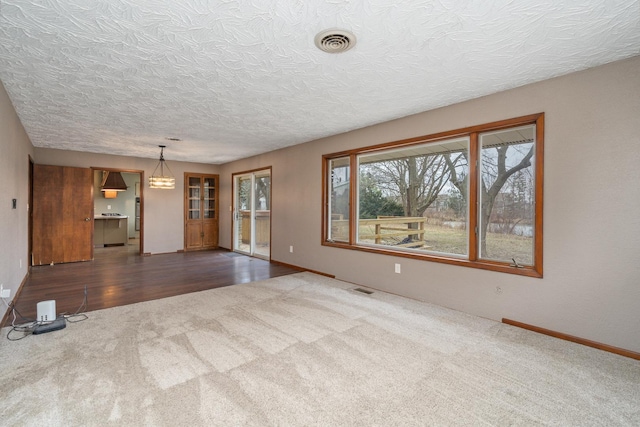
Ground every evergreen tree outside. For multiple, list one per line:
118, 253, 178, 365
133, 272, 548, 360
359, 173, 404, 219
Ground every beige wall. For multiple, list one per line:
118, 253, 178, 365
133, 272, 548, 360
220, 56, 640, 352
33, 148, 219, 254
2, 56, 638, 352
0, 81, 34, 308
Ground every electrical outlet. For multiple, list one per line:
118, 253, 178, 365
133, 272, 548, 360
394, 263, 401, 274
107, 205, 111, 210
289, 245, 294, 253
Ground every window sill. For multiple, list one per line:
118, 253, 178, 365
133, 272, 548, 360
322, 240, 542, 278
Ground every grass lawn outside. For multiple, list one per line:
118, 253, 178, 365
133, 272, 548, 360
357, 222, 533, 265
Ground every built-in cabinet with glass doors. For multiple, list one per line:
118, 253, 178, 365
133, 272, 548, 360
184, 173, 219, 251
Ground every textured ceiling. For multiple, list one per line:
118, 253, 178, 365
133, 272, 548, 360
0, 1, 639, 164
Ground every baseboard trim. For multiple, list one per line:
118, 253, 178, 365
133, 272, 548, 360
0, 271, 30, 328
269, 260, 334, 278
502, 318, 640, 361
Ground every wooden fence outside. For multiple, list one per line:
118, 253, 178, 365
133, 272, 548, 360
331, 216, 429, 248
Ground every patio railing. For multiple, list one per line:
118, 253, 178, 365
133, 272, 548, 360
330, 216, 429, 248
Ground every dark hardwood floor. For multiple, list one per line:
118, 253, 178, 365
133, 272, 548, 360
8, 242, 301, 322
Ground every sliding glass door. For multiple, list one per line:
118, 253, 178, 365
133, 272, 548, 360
233, 169, 271, 259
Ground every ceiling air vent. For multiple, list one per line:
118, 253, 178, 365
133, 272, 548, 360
315, 29, 356, 53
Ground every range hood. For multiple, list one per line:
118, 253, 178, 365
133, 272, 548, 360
101, 172, 128, 198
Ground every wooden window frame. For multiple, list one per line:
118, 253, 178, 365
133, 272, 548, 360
321, 113, 544, 277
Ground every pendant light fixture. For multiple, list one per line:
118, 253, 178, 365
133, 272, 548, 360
149, 145, 175, 189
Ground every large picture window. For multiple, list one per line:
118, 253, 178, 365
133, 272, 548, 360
357, 137, 470, 257
322, 114, 544, 277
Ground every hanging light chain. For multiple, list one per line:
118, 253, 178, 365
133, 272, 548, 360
149, 145, 176, 189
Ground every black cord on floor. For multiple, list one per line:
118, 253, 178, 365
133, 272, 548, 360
5, 285, 89, 341
62, 285, 89, 323
6, 302, 37, 341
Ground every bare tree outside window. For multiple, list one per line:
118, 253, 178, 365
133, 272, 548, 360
358, 138, 469, 255
479, 125, 536, 265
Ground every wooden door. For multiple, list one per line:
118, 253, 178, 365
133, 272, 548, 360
184, 173, 218, 251
33, 165, 93, 265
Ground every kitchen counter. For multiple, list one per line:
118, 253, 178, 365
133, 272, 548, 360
94, 216, 128, 246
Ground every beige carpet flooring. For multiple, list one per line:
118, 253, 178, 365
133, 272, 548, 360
1, 272, 638, 426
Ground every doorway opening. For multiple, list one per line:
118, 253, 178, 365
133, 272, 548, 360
233, 168, 271, 260
92, 168, 144, 257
